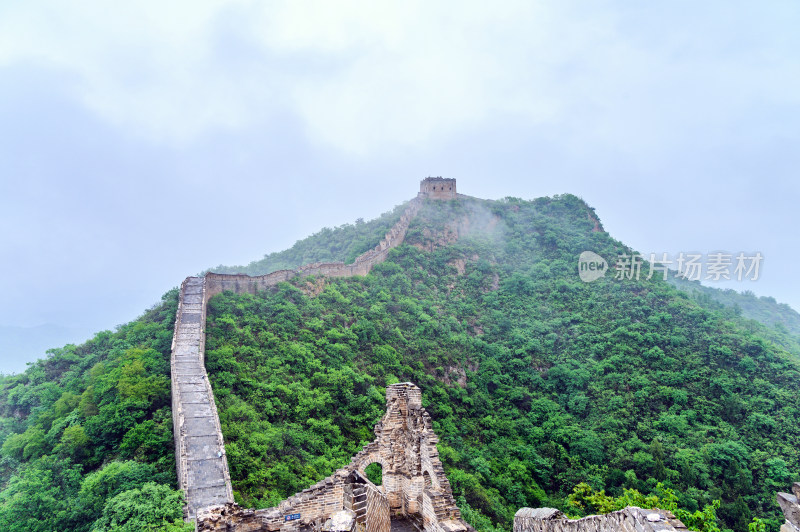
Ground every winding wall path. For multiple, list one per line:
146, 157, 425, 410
171, 197, 423, 519
171, 276, 234, 519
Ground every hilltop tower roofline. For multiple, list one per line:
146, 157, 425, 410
419, 176, 456, 199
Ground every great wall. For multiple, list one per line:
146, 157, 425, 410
170, 177, 800, 532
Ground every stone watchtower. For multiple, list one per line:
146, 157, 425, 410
420, 177, 457, 200
350, 383, 467, 532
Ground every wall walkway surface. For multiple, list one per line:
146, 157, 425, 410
171, 276, 234, 519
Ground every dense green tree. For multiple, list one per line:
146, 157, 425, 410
91, 482, 192, 532
0, 290, 182, 531
203, 196, 800, 531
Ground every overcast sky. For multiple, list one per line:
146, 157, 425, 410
1, 1, 798, 373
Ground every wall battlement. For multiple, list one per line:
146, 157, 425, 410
203, 196, 422, 302
513, 507, 687, 532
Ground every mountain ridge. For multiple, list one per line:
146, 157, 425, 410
203, 191, 799, 530
0, 183, 797, 531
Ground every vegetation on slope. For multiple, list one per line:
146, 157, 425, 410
0, 290, 192, 532
671, 276, 800, 338
0, 193, 796, 532
669, 276, 800, 358
205, 196, 800, 532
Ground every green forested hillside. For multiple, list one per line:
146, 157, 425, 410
669, 276, 800, 357
670, 276, 800, 338
0, 193, 797, 532
0, 291, 192, 531
204, 196, 799, 532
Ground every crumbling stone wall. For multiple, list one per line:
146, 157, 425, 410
197, 383, 470, 532
347, 384, 461, 526
513, 506, 687, 532
197, 471, 350, 532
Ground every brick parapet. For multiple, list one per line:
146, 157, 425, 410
204, 197, 422, 304
170, 279, 187, 492
513, 507, 687, 532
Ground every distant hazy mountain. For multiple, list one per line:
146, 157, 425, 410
668, 274, 800, 357
0, 323, 91, 374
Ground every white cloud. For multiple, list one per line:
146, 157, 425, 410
240, 1, 591, 153
0, 0, 252, 141
0, 1, 797, 153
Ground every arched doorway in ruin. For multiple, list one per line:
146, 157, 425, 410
364, 462, 383, 488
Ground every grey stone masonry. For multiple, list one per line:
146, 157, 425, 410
513, 506, 687, 532
778, 483, 800, 532
171, 276, 234, 519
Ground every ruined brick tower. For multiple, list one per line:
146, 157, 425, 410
197, 383, 470, 532
420, 177, 457, 199
349, 383, 465, 530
